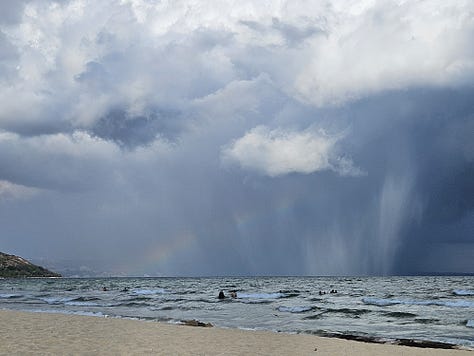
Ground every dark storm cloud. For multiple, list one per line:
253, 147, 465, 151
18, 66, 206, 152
91, 108, 183, 148
0, 0, 472, 276
0, 131, 120, 191
271, 18, 326, 46
330, 87, 474, 274
240, 17, 326, 47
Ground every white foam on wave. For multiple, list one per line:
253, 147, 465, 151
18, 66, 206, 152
62, 310, 106, 317
362, 297, 474, 308
40, 297, 76, 304
0, 293, 22, 299
277, 306, 312, 313
238, 292, 286, 299
26, 308, 106, 317
467, 320, 474, 328
442, 300, 474, 308
453, 289, 474, 296
237, 326, 258, 331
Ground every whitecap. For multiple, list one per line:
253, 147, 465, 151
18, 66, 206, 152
453, 289, 474, 296
441, 300, 474, 308
362, 297, 474, 308
0, 293, 22, 299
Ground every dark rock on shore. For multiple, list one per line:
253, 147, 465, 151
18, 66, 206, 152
395, 338, 458, 349
319, 331, 459, 350
181, 319, 213, 327
0, 252, 61, 278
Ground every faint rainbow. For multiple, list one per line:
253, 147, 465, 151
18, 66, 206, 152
123, 231, 197, 275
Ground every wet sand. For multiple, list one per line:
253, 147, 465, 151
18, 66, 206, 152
0, 310, 471, 355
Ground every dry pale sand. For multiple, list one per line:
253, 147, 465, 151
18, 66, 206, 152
0, 310, 472, 355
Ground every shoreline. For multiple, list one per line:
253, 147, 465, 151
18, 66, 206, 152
0, 309, 472, 355
1, 307, 468, 350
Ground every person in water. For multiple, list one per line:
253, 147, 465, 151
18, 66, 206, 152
218, 290, 225, 299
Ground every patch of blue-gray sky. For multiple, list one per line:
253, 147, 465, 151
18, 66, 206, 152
0, 0, 472, 276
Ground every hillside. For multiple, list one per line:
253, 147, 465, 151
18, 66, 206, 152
0, 252, 61, 278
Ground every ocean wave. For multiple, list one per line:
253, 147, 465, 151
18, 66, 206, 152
64, 301, 101, 307
174, 290, 198, 295
279, 290, 300, 298
453, 289, 474, 296
279, 289, 301, 294
151, 305, 174, 311
161, 297, 187, 303
467, 320, 474, 328
325, 308, 371, 317
237, 292, 286, 299
362, 297, 399, 306
40, 297, 75, 305
302, 313, 326, 320
132, 288, 167, 295
192, 298, 220, 304
240, 299, 274, 304
124, 296, 153, 302
277, 306, 312, 313
38, 296, 103, 307
0, 293, 22, 299
415, 318, 440, 324
383, 311, 417, 318
433, 300, 474, 308
71, 296, 101, 302
111, 301, 153, 308
22, 308, 107, 317
362, 297, 474, 308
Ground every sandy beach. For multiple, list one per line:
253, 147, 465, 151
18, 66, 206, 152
0, 310, 471, 355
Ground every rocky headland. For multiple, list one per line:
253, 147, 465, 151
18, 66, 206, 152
0, 252, 61, 278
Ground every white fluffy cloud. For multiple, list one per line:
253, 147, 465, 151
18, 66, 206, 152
221, 126, 362, 177
293, 0, 474, 105
0, 0, 472, 136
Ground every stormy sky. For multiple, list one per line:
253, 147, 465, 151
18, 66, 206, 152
0, 0, 473, 276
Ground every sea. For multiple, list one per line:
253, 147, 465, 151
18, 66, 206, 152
1, 276, 473, 349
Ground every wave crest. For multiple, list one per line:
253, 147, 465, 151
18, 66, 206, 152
362, 297, 474, 308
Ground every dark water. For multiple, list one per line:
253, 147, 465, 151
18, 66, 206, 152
1, 276, 473, 348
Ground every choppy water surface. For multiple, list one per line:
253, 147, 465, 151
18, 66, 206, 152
1, 276, 473, 348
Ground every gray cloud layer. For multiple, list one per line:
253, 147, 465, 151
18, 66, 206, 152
0, 0, 473, 276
